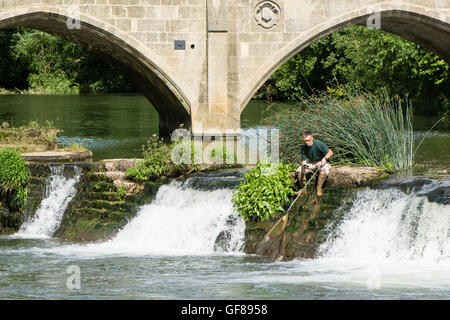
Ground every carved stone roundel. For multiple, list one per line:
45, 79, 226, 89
255, 1, 281, 29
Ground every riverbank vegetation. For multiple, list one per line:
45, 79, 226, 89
0, 147, 30, 211
0, 120, 89, 153
125, 135, 200, 182
0, 28, 134, 95
125, 132, 241, 182
0, 120, 59, 151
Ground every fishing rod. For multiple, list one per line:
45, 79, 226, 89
262, 165, 322, 243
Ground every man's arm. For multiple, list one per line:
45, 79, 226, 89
298, 146, 308, 171
321, 149, 333, 166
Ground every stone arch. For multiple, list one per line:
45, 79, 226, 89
0, 7, 191, 136
240, 6, 450, 113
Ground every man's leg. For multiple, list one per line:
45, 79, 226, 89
293, 165, 309, 195
316, 163, 330, 197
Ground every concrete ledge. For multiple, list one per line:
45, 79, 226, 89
22, 150, 93, 162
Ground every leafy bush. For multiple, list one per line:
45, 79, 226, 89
264, 87, 414, 171
202, 141, 238, 168
8, 28, 135, 94
0, 147, 30, 211
232, 162, 295, 222
126, 135, 199, 182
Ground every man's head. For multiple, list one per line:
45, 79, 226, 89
302, 130, 314, 147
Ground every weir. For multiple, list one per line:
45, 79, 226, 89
64, 180, 246, 256
1, 163, 449, 261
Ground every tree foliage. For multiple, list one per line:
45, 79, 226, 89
0, 28, 135, 94
255, 26, 449, 115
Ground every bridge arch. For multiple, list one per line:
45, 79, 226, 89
240, 5, 450, 113
0, 6, 191, 136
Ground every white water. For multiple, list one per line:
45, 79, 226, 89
2, 173, 450, 298
285, 184, 450, 291
318, 186, 450, 263
14, 166, 81, 239
40, 181, 245, 257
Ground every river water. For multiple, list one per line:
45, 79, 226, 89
0, 94, 449, 299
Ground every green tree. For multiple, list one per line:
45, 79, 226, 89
6, 28, 136, 94
255, 26, 449, 115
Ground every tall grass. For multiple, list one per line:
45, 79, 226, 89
264, 87, 414, 171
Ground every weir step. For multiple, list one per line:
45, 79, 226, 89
84, 173, 114, 183
81, 181, 117, 192
77, 191, 122, 202
73, 208, 137, 221
77, 199, 138, 213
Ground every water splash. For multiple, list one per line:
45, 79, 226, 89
318, 182, 450, 264
38, 180, 245, 257
14, 166, 81, 239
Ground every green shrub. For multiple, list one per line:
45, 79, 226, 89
232, 162, 295, 222
0, 147, 30, 211
126, 135, 199, 182
202, 141, 238, 168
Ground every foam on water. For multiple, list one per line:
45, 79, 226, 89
14, 166, 81, 239
283, 183, 450, 289
35, 181, 245, 257
318, 185, 450, 263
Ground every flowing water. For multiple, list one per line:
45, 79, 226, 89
0, 170, 449, 299
0, 95, 449, 299
14, 166, 81, 239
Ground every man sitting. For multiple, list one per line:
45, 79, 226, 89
294, 130, 333, 196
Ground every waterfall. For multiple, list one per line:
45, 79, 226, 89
15, 166, 81, 238
46, 180, 245, 257
92, 181, 245, 255
318, 181, 450, 264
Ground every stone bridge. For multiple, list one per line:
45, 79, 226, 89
0, 0, 449, 136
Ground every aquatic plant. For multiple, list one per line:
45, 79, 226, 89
232, 162, 295, 222
264, 87, 414, 171
0, 147, 30, 211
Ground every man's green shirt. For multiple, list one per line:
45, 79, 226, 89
301, 139, 330, 162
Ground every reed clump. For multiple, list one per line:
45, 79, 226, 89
264, 87, 414, 171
